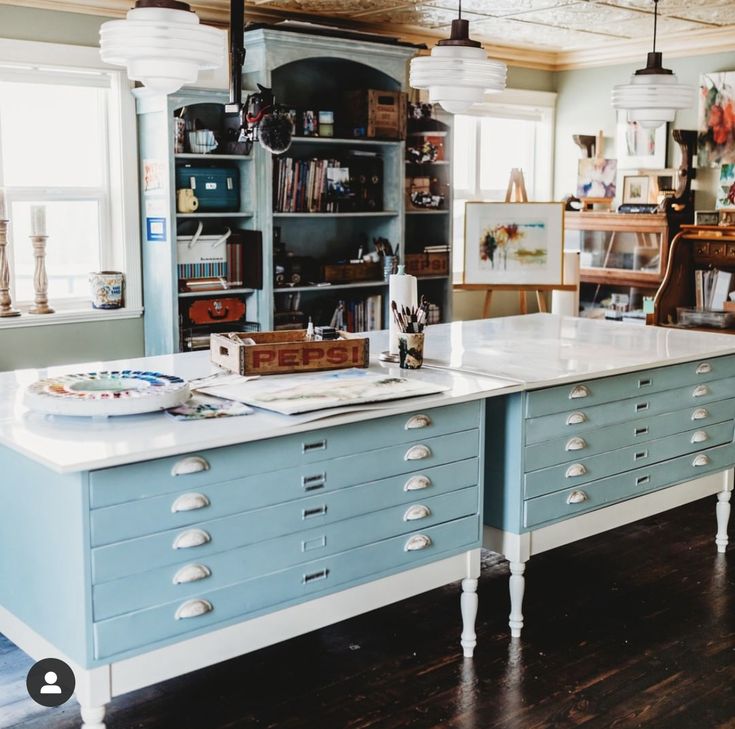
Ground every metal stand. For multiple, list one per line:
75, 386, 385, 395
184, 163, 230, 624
0, 220, 20, 317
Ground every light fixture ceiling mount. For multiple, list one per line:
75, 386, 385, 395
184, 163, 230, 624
611, 0, 693, 129
409, 0, 507, 114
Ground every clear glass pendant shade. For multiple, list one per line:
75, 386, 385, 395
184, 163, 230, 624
100, 4, 225, 96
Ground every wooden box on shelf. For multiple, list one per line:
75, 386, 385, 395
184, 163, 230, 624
344, 89, 407, 140
322, 262, 383, 284
404, 253, 449, 278
211, 330, 369, 375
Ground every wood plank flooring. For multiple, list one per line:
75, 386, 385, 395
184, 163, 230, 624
1, 497, 733, 729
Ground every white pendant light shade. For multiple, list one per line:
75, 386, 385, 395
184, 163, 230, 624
100, 1, 225, 96
410, 16, 507, 114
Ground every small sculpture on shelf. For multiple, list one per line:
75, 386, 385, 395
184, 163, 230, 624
28, 205, 54, 315
0, 189, 20, 318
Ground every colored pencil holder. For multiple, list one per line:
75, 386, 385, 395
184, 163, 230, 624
398, 332, 424, 369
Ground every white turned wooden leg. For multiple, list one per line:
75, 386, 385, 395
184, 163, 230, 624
508, 561, 526, 639
460, 577, 479, 658
80, 705, 106, 729
716, 488, 731, 553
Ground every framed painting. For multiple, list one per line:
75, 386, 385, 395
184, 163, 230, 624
622, 175, 651, 205
615, 111, 667, 169
698, 72, 735, 168
463, 202, 564, 286
717, 163, 735, 209
577, 158, 617, 199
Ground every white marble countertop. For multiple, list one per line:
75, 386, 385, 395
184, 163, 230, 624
3, 314, 735, 473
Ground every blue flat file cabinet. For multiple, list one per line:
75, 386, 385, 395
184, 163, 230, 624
0, 401, 484, 729
484, 355, 734, 638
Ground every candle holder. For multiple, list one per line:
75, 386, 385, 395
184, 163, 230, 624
29, 234, 54, 315
0, 219, 20, 318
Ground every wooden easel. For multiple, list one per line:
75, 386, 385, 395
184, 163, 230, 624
460, 169, 576, 317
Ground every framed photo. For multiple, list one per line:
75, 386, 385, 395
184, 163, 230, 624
720, 209, 735, 227
695, 210, 721, 226
463, 202, 564, 286
622, 175, 651, 205
616, 111, 668, 169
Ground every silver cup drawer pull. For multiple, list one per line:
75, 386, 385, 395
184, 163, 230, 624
696, 362, 712, 375
566, 490, 589, 505
691, 408, 710, 421
173, 528, 211, 550
690, 430, 709, 444
569, 385, 590, 400
565, 437, 587, 452
405, 414, 432, 430
173, 563, 211, 585
403, 504, 432, 521
692, 385, 710, 398
566, 411, 587, 426
405, 444, 432, 461
404, 475, 431, 492
565, 463, 587, 478
692, 454, 711, 467
175, 598, 213, 620
404, 534, 432, 551
171, 455, 210, 477
171, 492, 210, 513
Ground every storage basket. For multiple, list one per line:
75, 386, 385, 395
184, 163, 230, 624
177, 222, 230, 280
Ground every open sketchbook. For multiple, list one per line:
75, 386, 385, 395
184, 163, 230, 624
198, 368, 448, 415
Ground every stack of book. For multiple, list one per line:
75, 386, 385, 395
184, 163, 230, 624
274, 158, 348, 213
333, 295, 383, 333
695, 268, 732, 310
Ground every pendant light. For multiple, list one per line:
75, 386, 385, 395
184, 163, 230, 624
100, 0, 225, 96
409, 0, 507, 114
611, 0, 693, 129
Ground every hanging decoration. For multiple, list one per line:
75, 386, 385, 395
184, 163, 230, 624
611, 0, 693, 129
100, 0, 225, 96
409, 0, 506, 114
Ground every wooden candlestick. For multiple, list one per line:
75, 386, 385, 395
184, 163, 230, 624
28, 234, 54, 315
0, 220, 20, 318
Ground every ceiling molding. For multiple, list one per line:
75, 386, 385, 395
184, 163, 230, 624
1, 0, 732, 72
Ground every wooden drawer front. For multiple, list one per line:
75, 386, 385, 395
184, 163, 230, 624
89, 400, 481, 509
525, 376, 735, 445
91, 454, 479, 548
524, 421, 733, 499
524, 398, 735, 472
525, 356, 735, 418
524, 440, 735, 528
92, 485, 479, 620
92, 432, 479, 584
93, 514, 481, 659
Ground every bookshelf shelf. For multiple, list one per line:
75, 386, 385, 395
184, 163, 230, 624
178, 288, 255, 298
289, 137, 402, 147
175, 153, 253, 161
177, 212, 254, 219
405, 160, 450, 166
273, 211, 399, 219
275, 281, 388, 293
406, 209, 450, 215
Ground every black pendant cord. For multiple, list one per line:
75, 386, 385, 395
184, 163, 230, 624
458, 0, 462, 21
652, 0, 659, 54
229, 0, 245, 107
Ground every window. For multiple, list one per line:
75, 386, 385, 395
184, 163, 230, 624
0, 40, 140, 320
452, 90, 556, 280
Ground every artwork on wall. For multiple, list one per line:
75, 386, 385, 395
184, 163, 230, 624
463, 202, 564, 286
697, 72, 735, 168
622, 175, 651, 205
717, 163, 735, 209
615, 111, 667, 169
576, 158, 617, 199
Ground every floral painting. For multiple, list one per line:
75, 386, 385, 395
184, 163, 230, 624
576, 158, 617, 199
717, 163, 735, 209
698, 72, 735, 168
464, 202, 564, 286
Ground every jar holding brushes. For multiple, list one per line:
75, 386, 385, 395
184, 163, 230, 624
392, 297, 429, 370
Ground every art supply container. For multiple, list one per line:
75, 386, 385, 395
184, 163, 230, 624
388, 265, 417, 356
89, 271, 124, 309
383, 255, 397, 281
398, 332, 424, 369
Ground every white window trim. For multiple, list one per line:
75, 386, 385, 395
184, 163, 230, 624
0, 38, 142, 328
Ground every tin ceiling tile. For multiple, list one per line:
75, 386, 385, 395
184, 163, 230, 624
469, 15, 618, 48
603, 0, 735, 25
428, 0, 579, 18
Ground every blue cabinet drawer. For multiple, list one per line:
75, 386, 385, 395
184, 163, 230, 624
524, 398, 735, 472
525, 355, 735, 418
524, 421, 733, 499
524, 440, 735, 528
525, 376, 735, 445
92, 485, 480, 620
91, 452, 479, 548
92, 431, 479, 583
89, 401, 481, 508
93, 513, 481, 659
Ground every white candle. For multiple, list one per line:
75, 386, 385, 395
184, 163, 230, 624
30, 205, 46, 236
0, 189, 6, 221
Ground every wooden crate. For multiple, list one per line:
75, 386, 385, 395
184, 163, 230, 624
322, 262, 383, 284
211, 330, 370, 376
344, 89, 407, 140
404, 253, 449, 278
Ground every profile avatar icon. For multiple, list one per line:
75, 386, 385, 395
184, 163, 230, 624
40, 671, 62, 694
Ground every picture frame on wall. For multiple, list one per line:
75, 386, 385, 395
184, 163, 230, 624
615, 111, 667, 169
463, 202, 564, 286
622, 174, 651, 205
697, 72, 735, 168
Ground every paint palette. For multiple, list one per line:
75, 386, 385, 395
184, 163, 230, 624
24, 370, 190, 417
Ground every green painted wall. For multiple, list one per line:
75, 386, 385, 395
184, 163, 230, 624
0, 4, 144, 373
555, 51, 735, 207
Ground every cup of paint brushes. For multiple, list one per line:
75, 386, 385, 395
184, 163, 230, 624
398, 332, 424, 369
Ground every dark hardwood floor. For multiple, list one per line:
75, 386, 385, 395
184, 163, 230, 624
2, 497, 733, 729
